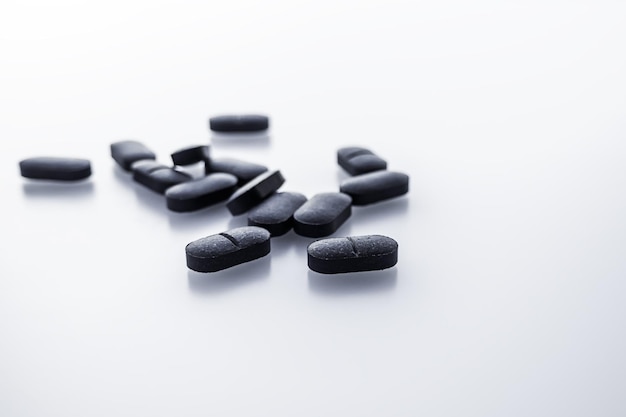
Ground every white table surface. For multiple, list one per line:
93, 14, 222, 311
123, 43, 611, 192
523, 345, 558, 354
2, 1, 626, 416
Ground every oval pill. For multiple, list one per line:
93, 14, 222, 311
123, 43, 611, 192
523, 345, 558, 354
247, 191, 308, 236
209, 114, 269, 132
307, 235, 398, 274
206, 157, 268, 186
133, 166, 192, 194
171, 145, 210, 166
339, 170, 409, 205
165, 173, 238, 212
293, 192, 352, 238
186, 226, 271, 272
337, 146, 387, 176
111, 140, 156, 171
19, 157, 91, 181
226, 170, 285, 215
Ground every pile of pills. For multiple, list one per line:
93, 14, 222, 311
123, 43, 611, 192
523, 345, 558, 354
18, 114, 409, 275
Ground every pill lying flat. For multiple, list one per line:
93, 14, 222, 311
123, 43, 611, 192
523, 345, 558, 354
19, 157, 91, 181
165, 173, 238, 212
293, 192, 352, 237
171, 145, 210, 166
111, 140, 156, 171
307, 235, 398, 274
206, 157, 268, 185
337, 146, 387, 176
130, 159, 165, 174
247, 191, 308, 236
209, 114, 269, 132
339, 171, 409, 205
133, 166, 192, 194
226, 170, 285, 215
186, 226, 271, 272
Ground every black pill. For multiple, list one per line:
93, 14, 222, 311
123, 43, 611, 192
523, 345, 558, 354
186, 226, 271, 272
111, 140, 156, 171
307, 235, 398, 274
171, 145, 210, 166
340, 171, 409, 205
293, 192, 352, 238
165, 173, 238, 212
209, 114, 269, 132
337, 146, 387, 176
226, 170, 285, 215
19, 157, 91, 181
130, 159, 165, 174
133, 166, 192, 194
206, 157, 268, 185
247, 192, 308, 236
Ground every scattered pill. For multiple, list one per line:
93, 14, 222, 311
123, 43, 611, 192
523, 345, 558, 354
165, 173, 238, 212
307, 235, 398, 274
209, 114, 269, 132
111, 140, 156, 171
247, 191, 308, 236
186, 226, 271, 272
226, 170, 285, 215
293, 192, 352, 237
130, 159, 165, 174
133, 166, 192, 194
171, 145, 210, 166
19, 157, 91, 181
337, 146, 387, 176
340, 171, 409, 205
206, 157, 268, 185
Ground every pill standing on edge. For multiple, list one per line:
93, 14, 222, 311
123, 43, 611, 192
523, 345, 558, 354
171, 145, 210, 166
247, 191, 308, 236
133, 166, 192, 194
226, 170, 285, 216
165, 173, 238, 212
307, 235, 398, 274
209, 114, 269, 132
206, 157, 268, 185
186, 226, 271, 272
19, 157, 92, 181
337, 146, 387, 176
293, 192, 352, 238
110, 140, 156, 171
339, 170, 409, 205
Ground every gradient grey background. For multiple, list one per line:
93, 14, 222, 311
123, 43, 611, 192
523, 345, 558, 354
1, 1, 625, 416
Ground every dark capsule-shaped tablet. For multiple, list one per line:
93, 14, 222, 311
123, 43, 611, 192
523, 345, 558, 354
247, 192, 308, 236
206, 157, 268, 185
293, 192, 352, 238
340, 171, 409, 205
19, 157, 91, 181
337, 146, 387, 176
307, 235, 398, 274
111, 140, 156, 171
209, 114, 269, 132
171, 145, 210, 166
165, 173, 238, 212
133, 166, 192, 194
226, 170, 285, 216
186, 226, 271, 272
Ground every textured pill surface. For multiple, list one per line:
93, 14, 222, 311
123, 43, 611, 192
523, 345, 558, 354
133, 167, 192, 194
293, 192, 352, 237
307, 235, 398, 274
165, 173, 238, 212
226, 170, 285, 215
206, 157, 268, 185
186, 226, 271, 272
247, 191, 308, 236
19, 157, 92, 181
209, 114, 269, 132
340, 170, 409, 205
111, 140, 156, 171
337, 146, 387, 176
171, 145, 210, 166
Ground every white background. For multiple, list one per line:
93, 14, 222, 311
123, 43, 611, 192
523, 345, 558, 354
2, 1, 626, 416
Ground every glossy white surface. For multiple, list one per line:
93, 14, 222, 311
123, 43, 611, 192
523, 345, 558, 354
2, 1, 626, 416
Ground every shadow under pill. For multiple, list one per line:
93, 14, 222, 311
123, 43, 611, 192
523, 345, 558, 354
270, 230, 312, 257
227, 215, 249, 229
187, 256, 271, 295
307, 268, 398, 296
210, 132, 270, 148
351, 197, 409, 222
22, 181, 94, 198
